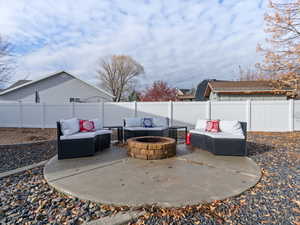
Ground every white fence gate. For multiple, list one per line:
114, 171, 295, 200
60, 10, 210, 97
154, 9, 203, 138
0, 100, 299, 132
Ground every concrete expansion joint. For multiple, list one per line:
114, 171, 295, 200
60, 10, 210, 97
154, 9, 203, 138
176, 157, 260, 177
47, 159, 125, 183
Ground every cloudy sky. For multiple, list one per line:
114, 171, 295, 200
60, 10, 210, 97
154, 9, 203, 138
0, 0, 268, 88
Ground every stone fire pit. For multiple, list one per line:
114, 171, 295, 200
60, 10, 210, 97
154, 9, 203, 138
127, 136, 176, 160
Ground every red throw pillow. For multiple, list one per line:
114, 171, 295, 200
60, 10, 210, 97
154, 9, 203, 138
79, 120, 95, 132
210, 120, 220, 133
205, 120, 220, 133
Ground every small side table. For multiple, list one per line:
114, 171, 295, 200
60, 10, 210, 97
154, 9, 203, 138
103, 126, 123, 143
169, 126, 188, 143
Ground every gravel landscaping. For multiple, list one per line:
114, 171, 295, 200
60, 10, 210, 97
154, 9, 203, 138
0, 132, 299, 225
0, 166, 130, 225
0, 140, 57, 173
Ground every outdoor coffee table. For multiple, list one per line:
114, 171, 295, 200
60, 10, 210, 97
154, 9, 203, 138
103, 126, 123, 143
168, 126, 188, 143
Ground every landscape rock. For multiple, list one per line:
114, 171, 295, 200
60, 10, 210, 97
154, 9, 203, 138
0, 133, 299, 224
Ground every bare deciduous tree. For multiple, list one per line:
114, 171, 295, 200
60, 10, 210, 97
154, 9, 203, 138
256, 0, 300, 97
237, 65, 276, 81
0, 36, 12, 88
97, 55, 144, 102
238, 66, 264, 81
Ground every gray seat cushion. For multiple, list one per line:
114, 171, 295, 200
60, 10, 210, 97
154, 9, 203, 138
95, 130, 112, 135
189, 129, 207, 135
190, 129, 244, 139
61, 132, 96, 140
124, 117, 143, 127
152, 117, 169, 127
124, 127, 168, 131
61, 129, 112, 140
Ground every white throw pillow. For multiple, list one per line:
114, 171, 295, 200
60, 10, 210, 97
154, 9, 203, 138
195, 119, 208, 130
125, 117, 142, 127
60, 118, 79, 135
91, 118, 102, 130
219, 120, 244, 136
152, 117, 168, 127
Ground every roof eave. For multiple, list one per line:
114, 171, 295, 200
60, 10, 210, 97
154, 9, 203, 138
0, 71, 67, 96
204, 83, 213, 98
0, 71, 115, 99
214, 90, 295, 95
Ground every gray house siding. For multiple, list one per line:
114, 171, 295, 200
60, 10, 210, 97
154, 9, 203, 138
0, 72, 112, 103
209, 92, 287, 101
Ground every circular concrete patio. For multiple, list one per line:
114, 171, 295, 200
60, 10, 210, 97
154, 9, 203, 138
44, 145, 261, 207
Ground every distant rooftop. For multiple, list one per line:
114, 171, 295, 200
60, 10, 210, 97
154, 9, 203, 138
1, 80, 32, 92
204, 80, 296, 98
208, 80, 294, 92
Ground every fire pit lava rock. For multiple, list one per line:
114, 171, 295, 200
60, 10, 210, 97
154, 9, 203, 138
127, 136, 176, 160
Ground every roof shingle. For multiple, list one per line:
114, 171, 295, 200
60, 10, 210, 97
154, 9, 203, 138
208, 81, 293, 92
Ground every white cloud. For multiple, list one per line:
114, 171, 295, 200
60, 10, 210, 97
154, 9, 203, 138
0, 0, 268, 88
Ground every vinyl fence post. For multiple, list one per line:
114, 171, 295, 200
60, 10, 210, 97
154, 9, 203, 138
206, 101, 211, 120
19, 101, 23, 128
289, 99, 294, 131
72, 102, 75, 117
134, 101, 137, 117
101, 101, 105, 126
42, 102, 46, 129
246, 100, 251, 131
168, 101, 173, 126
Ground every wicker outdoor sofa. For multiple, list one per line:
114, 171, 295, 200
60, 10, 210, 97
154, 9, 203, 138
57, 119, 111, 160
189, 120, 247, 156
123, 117, 170, 141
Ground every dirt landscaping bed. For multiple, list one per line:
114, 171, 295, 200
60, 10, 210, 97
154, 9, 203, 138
0, 128, 56, 145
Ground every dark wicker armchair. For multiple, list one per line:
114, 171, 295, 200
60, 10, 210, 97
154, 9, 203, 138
190, 121, 247, 156
57, 122, 111, 160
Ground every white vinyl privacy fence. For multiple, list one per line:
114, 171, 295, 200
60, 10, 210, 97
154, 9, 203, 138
0, 100, 300, 132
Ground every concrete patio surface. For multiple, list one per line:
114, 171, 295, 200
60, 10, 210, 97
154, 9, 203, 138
44, 145, 261, 207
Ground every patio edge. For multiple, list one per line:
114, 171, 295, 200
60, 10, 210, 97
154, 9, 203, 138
0, 160, 48, 178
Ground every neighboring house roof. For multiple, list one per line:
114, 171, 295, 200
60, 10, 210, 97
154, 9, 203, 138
176, 88, 195, 101
195, 79, 228, 101
177, 88, 194, 95
177, 95, 195, 100
204, 80, 295, 97
0, 71, 114, 98
2, 80, 32, 92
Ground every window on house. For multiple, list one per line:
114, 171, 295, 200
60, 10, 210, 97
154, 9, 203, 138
69, 97, 81, 103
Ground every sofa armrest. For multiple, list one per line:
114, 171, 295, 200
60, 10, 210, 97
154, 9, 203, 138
56, 122, 62, 141
240, 122, 247, 139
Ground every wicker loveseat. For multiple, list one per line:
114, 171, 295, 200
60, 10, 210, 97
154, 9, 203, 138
189, 120, 247, 156
123, 117, 170, 141
57, 118, 111, 160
